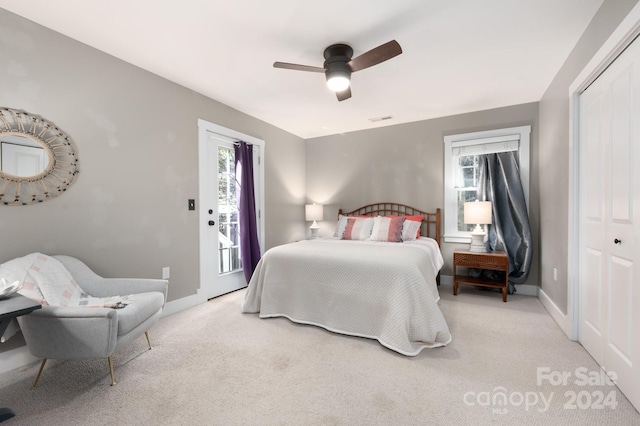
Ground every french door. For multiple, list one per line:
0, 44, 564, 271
198, 120, 264, 300
578, 35, 640, 410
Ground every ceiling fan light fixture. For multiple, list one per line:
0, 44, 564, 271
326, 74, 350, 92
274, 40, 401, 101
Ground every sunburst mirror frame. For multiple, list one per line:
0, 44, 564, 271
0, 107, 79, 205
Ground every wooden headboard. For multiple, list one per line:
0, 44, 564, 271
338, 203, 441, 246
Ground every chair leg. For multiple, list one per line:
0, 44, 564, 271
32, 359, 47, 390
145, 331, 153, 350
108, 356, 115, 386
30, 334, 153, 389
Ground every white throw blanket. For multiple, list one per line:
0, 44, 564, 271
0, 253, 130, 308
0, 253, 133, 343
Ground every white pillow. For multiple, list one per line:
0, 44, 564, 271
402, 220, 422, 241
333, 214, 349, 237
341, 217, 374, 240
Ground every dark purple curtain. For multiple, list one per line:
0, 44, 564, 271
234, 142, 261, 283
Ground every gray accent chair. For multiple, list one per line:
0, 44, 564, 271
17, 255, 168, 388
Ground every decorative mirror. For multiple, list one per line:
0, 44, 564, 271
0, 107, 79, 205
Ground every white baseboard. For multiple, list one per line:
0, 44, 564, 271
439, 275, 538, 296
162, 292, 205, 317
0, 345, 38, 375
538, 287, 571, 338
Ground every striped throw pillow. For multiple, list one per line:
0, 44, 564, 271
370, 216, 405, 242
387, 214, 423, 239
341, 217, 374, 240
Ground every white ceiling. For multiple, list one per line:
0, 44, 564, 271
0, 0, 604, 139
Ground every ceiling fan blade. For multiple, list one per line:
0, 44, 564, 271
336, 87, 352, 102
273, 62, 325, 73
348, 40, 402, 72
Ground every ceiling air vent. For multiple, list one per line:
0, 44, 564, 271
368, 116, 393, 122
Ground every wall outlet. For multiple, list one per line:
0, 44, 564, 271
553, 267, 558, 282
162, 267, 170, 279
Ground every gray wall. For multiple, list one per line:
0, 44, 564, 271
0, 9, 306, 305
538, 0, 639, 314
306, 102, 539, 285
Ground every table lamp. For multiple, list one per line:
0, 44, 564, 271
305, 203, 323, 239
464, 201, 492, 252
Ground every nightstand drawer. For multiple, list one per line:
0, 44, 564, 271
453, 249, 510, 302
453, 252, 508, 270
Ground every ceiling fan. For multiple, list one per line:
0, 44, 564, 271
273, 40, 402, 101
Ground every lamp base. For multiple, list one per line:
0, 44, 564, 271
469, 231, 487, 253
309, 221, 319, 239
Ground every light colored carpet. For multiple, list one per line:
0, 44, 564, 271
1, 285, 638, 425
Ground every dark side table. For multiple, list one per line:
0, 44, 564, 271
0, 294, 41, 423
453, 249, 510, 302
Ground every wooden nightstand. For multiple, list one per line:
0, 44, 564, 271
453, 249, 509, 302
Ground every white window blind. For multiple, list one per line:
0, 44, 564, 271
451, 136, 520, 157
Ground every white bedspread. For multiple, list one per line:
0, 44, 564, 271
242, 238, 452, 356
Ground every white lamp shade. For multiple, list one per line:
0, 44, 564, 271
464, 201, 492, 253
464, 201, 492, 225
305, 203, 324, 222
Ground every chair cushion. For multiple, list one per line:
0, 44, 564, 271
116, 292, 165, 336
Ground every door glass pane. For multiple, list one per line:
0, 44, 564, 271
218, 145, 242, 275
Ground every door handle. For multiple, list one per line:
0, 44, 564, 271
208, 220, 216, 226
614, 238, 622, 245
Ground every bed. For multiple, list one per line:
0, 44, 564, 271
241, 203, 452, 356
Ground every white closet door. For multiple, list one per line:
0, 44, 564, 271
579, 36, 640, 410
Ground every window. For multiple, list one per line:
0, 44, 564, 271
456, 154, 481, 233
443, 126, 530, 243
